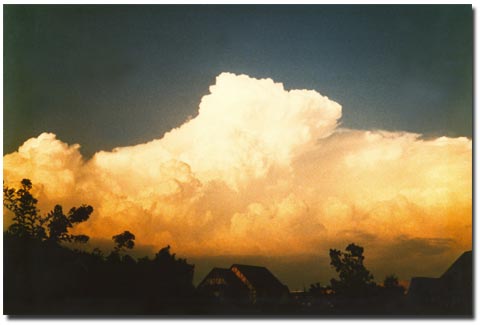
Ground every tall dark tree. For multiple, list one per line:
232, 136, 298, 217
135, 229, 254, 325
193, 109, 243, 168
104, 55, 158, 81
329, 243, 375, 297
3, 179, 44, 239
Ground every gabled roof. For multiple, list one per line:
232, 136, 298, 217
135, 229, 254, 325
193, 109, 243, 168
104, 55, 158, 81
441, 250, 472, 280
230, 264, 289, 293
198, 267, 246, 291
408, 251, 473, 297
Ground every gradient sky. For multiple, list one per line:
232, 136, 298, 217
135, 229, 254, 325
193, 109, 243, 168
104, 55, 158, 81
4, 5, 472, 157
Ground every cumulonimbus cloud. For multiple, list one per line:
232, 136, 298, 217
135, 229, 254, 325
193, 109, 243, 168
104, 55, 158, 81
4, 73, 472, 273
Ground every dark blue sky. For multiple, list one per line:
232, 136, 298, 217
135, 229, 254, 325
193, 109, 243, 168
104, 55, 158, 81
4, 5, 472, 157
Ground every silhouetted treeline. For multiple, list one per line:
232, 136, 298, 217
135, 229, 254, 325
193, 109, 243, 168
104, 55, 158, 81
3, 180, 472, 316
4, 179, 197, 314
4, 232, 197, 314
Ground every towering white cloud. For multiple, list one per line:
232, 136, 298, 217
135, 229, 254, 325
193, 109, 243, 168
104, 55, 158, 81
3, 73, 471, 280
158, 72, 342, 188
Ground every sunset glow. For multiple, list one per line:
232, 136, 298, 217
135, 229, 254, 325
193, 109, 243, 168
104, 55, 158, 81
3, 73, 471, 274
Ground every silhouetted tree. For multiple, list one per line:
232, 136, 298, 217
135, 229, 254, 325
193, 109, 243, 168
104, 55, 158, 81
112, 230, 135, 253
45, 204, 93, 244
155, 244, 173, 262
3, 179, 44, 239
4, 179, 93, 244
151, 245, 195, 295
329, 243, 375, 297
382, 274, 405, 296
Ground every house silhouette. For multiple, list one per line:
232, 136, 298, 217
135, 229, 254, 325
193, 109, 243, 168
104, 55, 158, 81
407, 250, 472, 315
197, 264, 290, 305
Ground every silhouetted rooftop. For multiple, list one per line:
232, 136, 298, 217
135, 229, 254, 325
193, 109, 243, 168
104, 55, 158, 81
441, 250, 472, 280
198, 267, 246, 292
407, 250, 472, 315
230, 264, 289, 294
